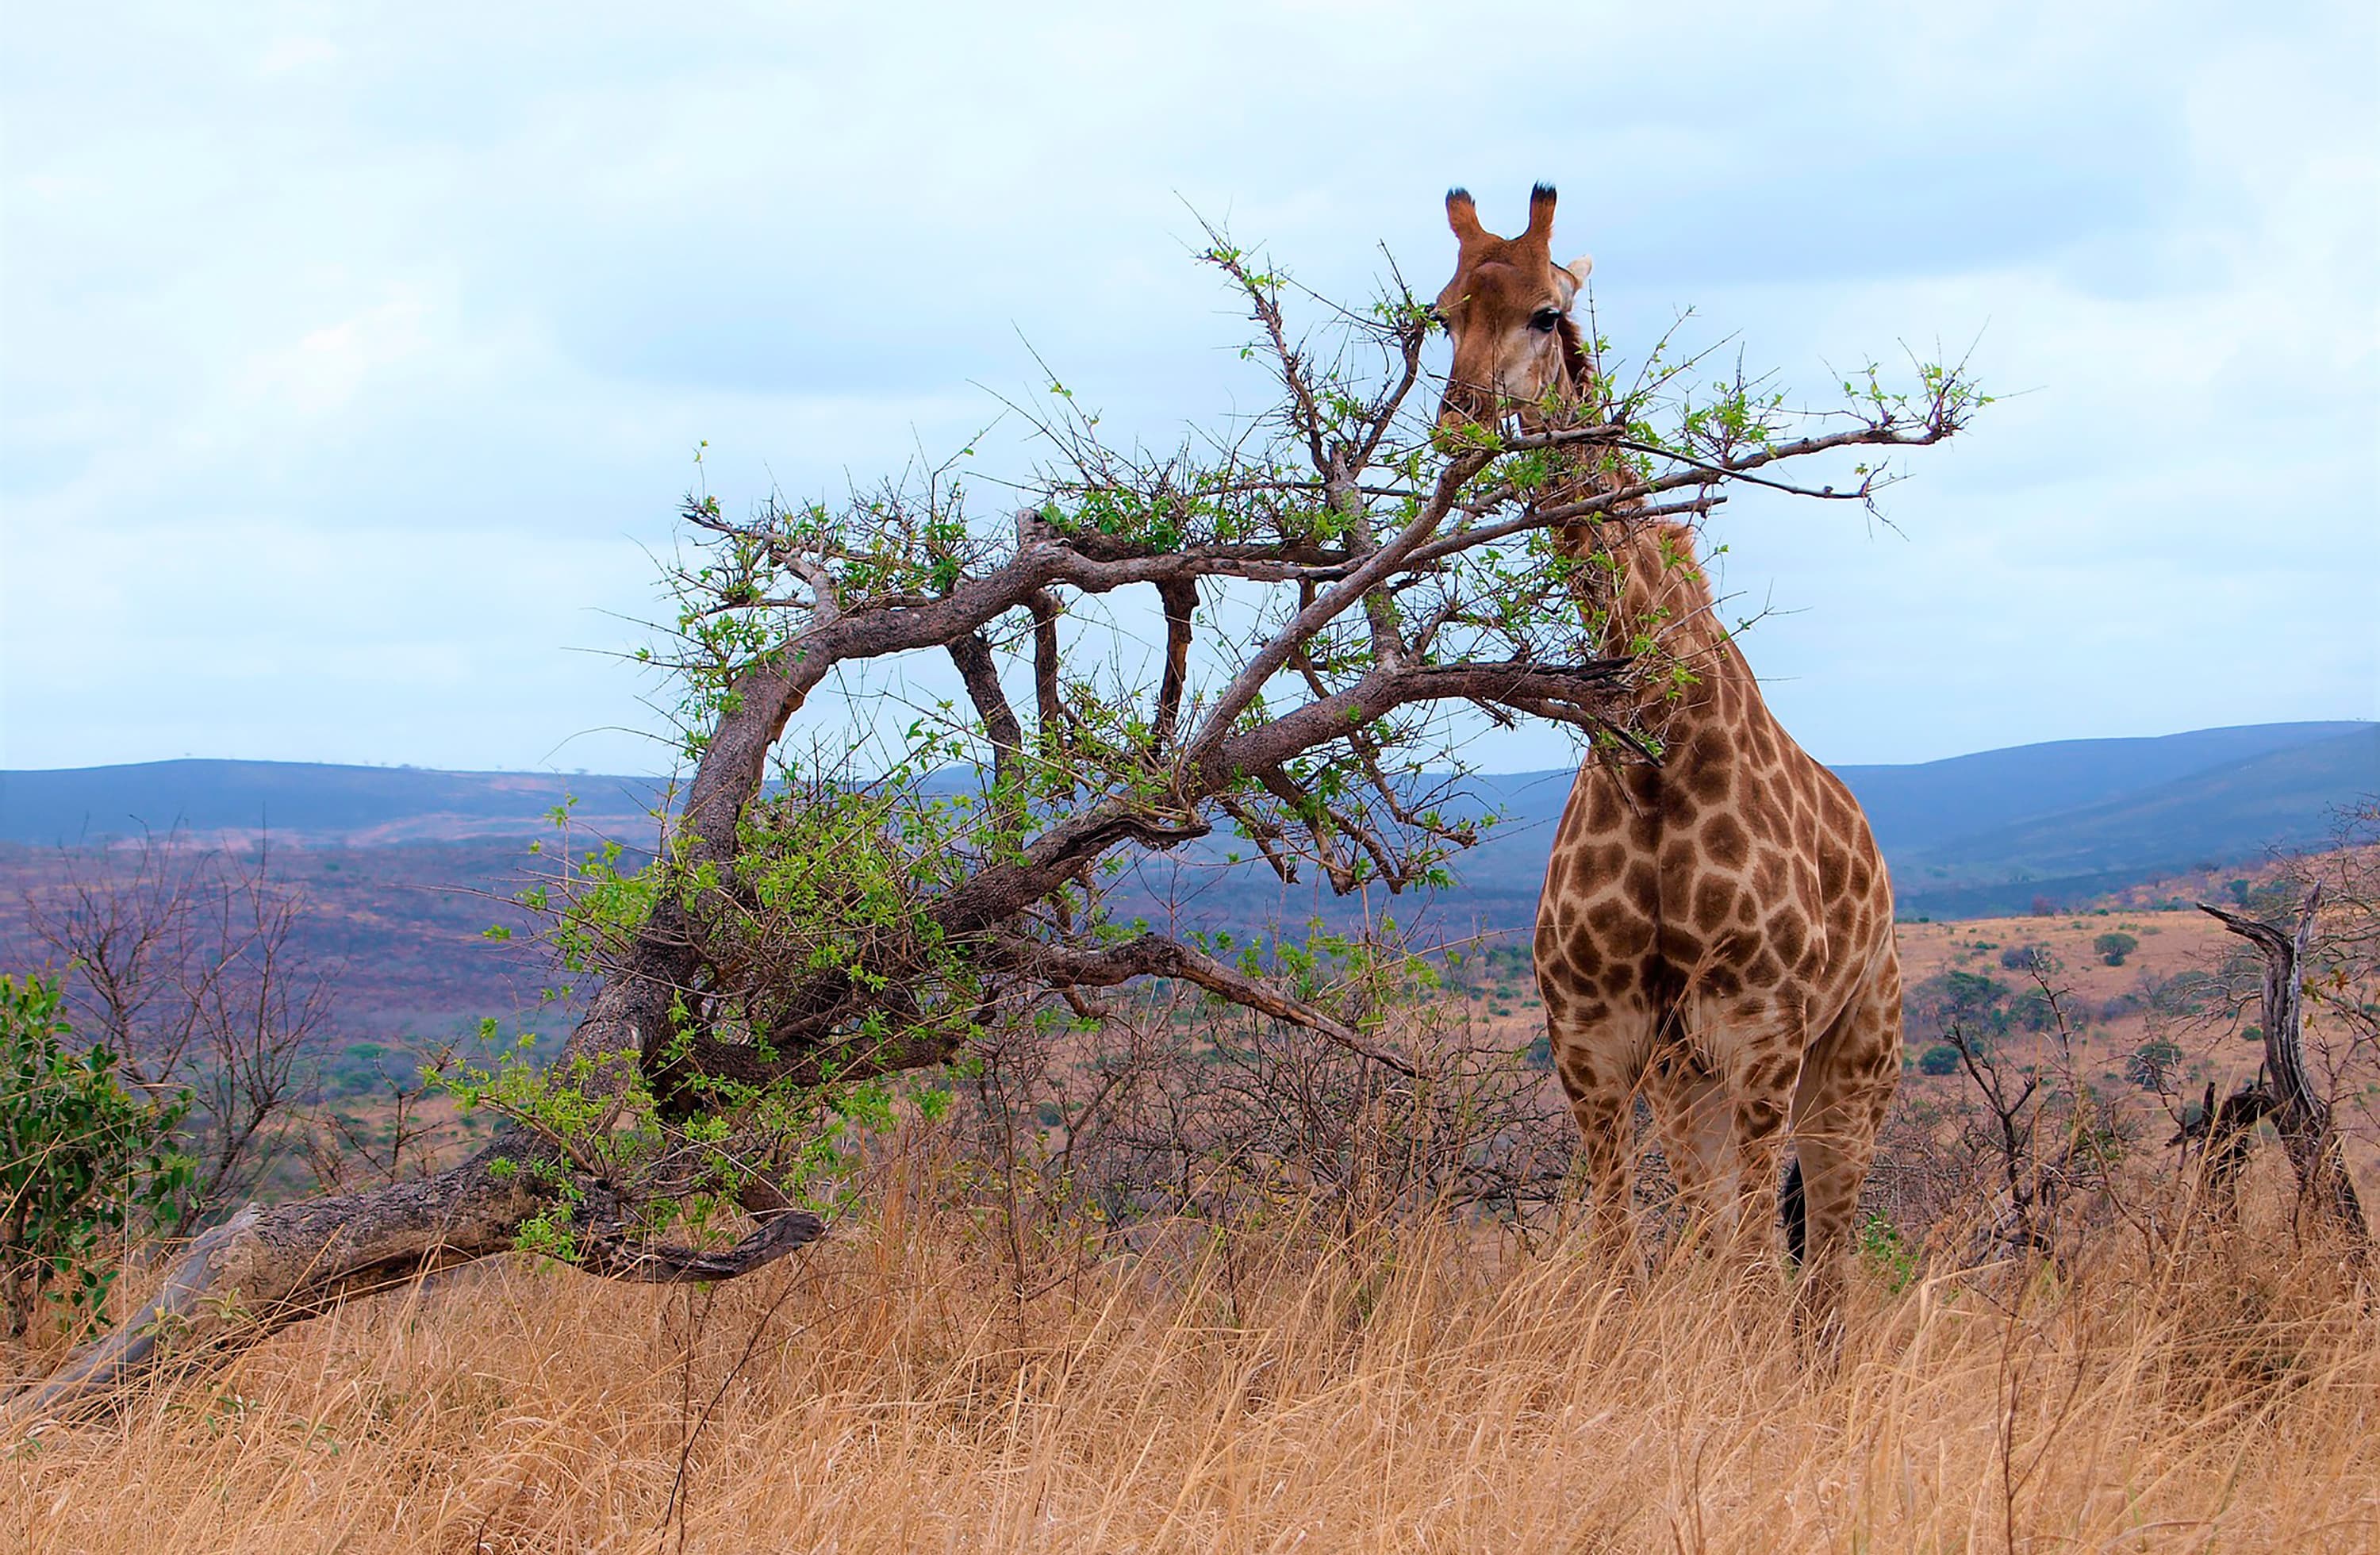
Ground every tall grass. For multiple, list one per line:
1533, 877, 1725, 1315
4, 1142, 2374, 1552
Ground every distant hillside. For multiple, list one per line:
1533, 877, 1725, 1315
0, 760, 669, 848
2, 723, 2370, 931
1828, 721, 2369, 857
1882, 726, 2377, 917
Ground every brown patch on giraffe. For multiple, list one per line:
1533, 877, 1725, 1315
1683, 753, 1731, 806
1692, 877, 1737, 935
1621, 862, 1660, 916
1583, 777, 1627, 831
1583, 897, 1631, 940
1703, 812, 1751, 872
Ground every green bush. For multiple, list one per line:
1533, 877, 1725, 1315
2125, 1037, 2183, 1090
2093, 931, 2139, 967
1917, 1044, 1963, 1077
0, 974, 190, 1338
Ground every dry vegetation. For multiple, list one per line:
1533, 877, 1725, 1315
5, 1112, 2374, 1553
8, 847, 2375, 1551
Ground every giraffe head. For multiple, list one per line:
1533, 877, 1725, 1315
1434, 183, 1595, 431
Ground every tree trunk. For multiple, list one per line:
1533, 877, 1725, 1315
2199, 888, 2370, 1247
4, 969, 824, 1432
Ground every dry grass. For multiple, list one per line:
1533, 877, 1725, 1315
5, 1153, 2375, 1553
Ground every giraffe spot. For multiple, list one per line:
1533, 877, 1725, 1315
1746, 945, 1786, 987
1703, 813, 1750, 871
1571, 843, 1627, 897
1737, 1095, 1789, 1138
1585, 779, 1626, 831
1692, 877, 1736, 934
1684, 754, 1730, 805
1600, 962, 1635, 997
1584, 897, 1629, 939
1705, 962, 1744, 998
1622, 862, 1660, 916
1773, 911, 1809, 966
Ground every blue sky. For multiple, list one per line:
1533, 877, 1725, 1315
3, 1, 2374, 776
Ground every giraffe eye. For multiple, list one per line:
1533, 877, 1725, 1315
1530, 307, 1561, 333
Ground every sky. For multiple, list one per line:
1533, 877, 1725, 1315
3, 1, 2374, 777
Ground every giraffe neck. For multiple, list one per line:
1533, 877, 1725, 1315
1572, 516, 1754, 741
1526, 340, 1756, 745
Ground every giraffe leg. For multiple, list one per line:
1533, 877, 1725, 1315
1547, 1006, 1656, 1268
1788, 972, 1902, 1336
1695, 993, 1810, 1278
1644, 1047, 1732, 1254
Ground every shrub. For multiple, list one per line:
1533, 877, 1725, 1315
2125, 1037, 2183, 1090
0, 974, 190, 1338
1917, 1044, 1963, 1077
2010, 989, 2059, 1033
2094, 931, 2140, 967
2000, 944, 2048, 973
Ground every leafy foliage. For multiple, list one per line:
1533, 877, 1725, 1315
2094, 931, 2140, 967
0, 975, 190, 1338
1917, 1044, 1963, 1077
2125, 1037, 2184, 1091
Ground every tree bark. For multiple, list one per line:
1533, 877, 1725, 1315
2199, 888, 2370, 1247
2, 1128, 824, 1430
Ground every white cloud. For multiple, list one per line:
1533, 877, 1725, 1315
2, 0, 2373, 774
255, 36, 340, 77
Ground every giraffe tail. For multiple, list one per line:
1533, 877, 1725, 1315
1781, 1154, 1808, 1267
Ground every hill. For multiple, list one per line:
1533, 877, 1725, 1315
0, 760, 668, 849
0, 723, 2370, 1022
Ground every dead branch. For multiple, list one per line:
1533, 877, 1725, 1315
2199, 889, 2370, 1247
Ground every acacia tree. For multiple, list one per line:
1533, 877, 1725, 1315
4, 239, 1978, 1423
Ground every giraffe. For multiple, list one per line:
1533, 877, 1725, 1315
1434, 184, 1903, 1322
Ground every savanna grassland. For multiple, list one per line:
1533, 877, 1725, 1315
3, 1122, 2374, 1553
6, 839, 2376, 1552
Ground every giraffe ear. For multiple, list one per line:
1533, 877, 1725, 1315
1446, 187, 1484, 244
1565, 254, 1594, 288
1553, 255, 1593, 309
